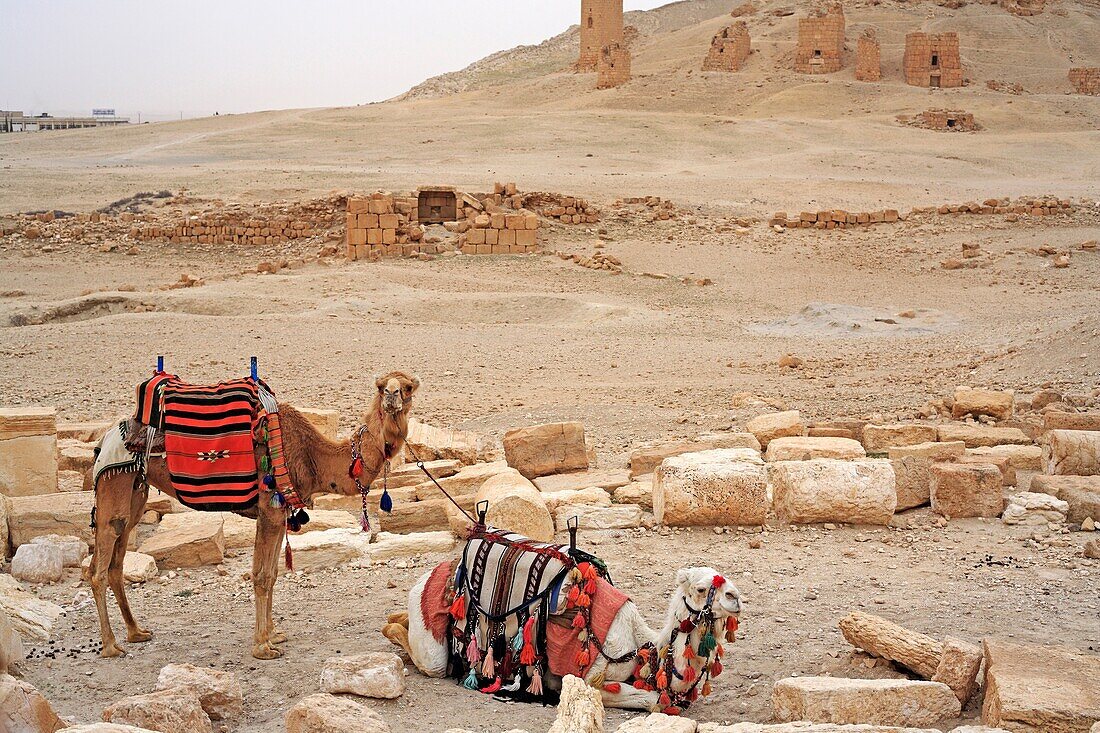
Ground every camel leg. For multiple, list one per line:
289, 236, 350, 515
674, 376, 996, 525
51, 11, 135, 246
382, 622, 414, 659
251, 505, 284, 660
113, 483, 151, 643
265, 525, 287, 645
387, 611, 410, 628
91, 514, 127, 658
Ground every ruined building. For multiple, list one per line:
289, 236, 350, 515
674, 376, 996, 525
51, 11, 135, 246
911, 109, 980, 132
904, 32, 963, 88
703, 22, 751, 72
1068, 68, 1100, 95
597, 42, 631, 89
855, 29, 881, 81
577, 0, 624, 72
794, 4, 845, 74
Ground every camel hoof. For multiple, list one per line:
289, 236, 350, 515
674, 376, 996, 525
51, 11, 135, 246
270, 629, 288, 645
127, 628, 153, 643
252, 643, 282, 660
101, 643, 127, 658
386, 611, 410, 627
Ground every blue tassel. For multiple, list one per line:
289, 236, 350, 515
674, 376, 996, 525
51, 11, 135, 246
380, 488, 393, 513
270, 492, 285, 509
462, 668, 479, 690
263, 474, 277, 489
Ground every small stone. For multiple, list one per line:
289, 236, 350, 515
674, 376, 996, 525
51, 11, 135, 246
155, 663, 242, 721
11, 543, 64, 584
285, 693, 390, 733
319, 652, 406, 699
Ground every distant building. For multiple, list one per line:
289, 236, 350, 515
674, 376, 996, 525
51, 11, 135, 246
1, 110, 129, 133
794, 4, 845, 75
903, 32, 964, 88
577, 0, 624, 72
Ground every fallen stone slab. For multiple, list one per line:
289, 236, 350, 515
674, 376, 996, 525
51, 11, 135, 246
1, 610, 23, 675
0, 492, 9, 556
30, 534, 88, 567
1002, 492, 1068, 526
413, 461, 512, 501
746, 411, 805, 449
891, 457, 934, 511
771, 459, 896, 525
629, 433, 760, 477
543, 487, 612, 513
534, 468, 631, 493
614, 478, 653, 510
956, 453, 1016, 487
862, 424, 938, 452
503, 422, 589, 479
57, 725, 161, 733
138, 513, 225, 568
772, 677, 960, 727
982, 638, 1100, 732
102, 687, 212, 733
405, 418, 501, 466
363, 531, 455, 564
11, 543, 64, 584
80, 552, 159, 584
285, 529, 370, 572
8, 492, 95, 548
654, 449, 767, 526
617, 713, 698, 732
1043, 430, 1100, 476
966, 445, 1042, 471
1043, 412, 1100, 432
699, 724, 943, 732
888, 442, 966, 461
0, 673, 65, 733
933, 636, 983, 706
372, 459, 461, 491
952, 387, 1014, 421
155, 663, 242, 721
377, 498, 451, 534
1029, 475, 1100, 524
285, 693, 390, 733
936, 424, 1030, 449
56, 420, 111, 442
930, 463, 1004, 519
315, 486, 418, 513
0, 574, 64, 641
554, 504, 644, 531
319, 652, 406, 698
765, 436, 866, 462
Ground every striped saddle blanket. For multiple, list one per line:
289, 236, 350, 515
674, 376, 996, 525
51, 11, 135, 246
133, 373, 265, 511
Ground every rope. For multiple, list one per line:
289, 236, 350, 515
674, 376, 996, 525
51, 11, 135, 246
405, 442, 476, 523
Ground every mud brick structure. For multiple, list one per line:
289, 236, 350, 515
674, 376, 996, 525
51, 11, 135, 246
597, 42, 631, 89
794, 4, 845, 74
999, 0, 1046, 15
524, 192, 601, 224
923, 196, 1074, 216
577, 0, 624, 72
1068, 68, 1100, 95
461, 211, 541, 255
908, 109, 980, 132
703, 22, 751, 72
855, 29, 881, 81
769, 208, 900, 230
904, 32, 963, 88
129, 201, 339, 245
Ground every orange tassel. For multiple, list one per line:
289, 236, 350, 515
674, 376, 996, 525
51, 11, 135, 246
702, 681, 713, 697
711, 659, 723, 677
664, 706, 681, 716
577, 592, 591, 608
449, 594, 466, 621
575, 648, 590, 667
481, 646, 495, 677
655, 668, 668, 689
585, 578, 597, 595
682, 645, 696, 660
567, 585, 580, 605
584, 563, 598, 580
682, 664, 696, 683
658, 692, 671, 707
632, 679, 647, 690
572, 613, 586, 629
603, 682, 621, 694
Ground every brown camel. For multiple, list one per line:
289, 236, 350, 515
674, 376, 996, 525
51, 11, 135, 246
88, 371, 419, 660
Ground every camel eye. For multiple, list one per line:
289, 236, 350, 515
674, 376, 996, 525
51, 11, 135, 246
696, 586, 707, 594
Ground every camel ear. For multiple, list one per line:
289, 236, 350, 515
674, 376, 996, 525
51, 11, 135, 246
374, 375, 386, 391
676, 568, 691, 588
408, 374, 420, 392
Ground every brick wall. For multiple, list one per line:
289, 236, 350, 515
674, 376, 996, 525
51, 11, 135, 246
597, 42, 631, 89
1068, 68, 1100, 95
794, 4, 845, 74
703, 22, 751, 72
904, 32, 963, 88
912, 109, 979, 132
855, 29, 881, 82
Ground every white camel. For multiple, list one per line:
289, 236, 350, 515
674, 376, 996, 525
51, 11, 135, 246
383, 565, 743, 711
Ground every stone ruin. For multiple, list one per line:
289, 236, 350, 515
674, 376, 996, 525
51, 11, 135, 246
904, 109, 981, 132
1068, 67, 1100, 95
999, 0, 1047, 15
576, 0, 623, 72
904, 32, 964, 88
855, 28, 881, 81
794, 4, 845, 75
596, 41, 631, 89
702, 22, 751, 72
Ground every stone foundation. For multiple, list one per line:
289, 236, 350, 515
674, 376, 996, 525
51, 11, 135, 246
904, 109, 981, 132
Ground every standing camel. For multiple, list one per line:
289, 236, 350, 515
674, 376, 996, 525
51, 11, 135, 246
89, 371, 419, 660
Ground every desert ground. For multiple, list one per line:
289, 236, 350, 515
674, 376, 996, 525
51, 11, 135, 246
1, 0, 1099, 730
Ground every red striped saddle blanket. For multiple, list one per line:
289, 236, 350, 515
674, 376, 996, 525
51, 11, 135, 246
134, 373, 264, 511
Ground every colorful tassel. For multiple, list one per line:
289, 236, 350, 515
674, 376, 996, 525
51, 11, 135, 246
681, 664, 697, 683
638, 664, 652, 679
462, 669, 479, 690
571, 613, 586, 629
590, 669, 606, 689
263, 473, 277, 489
679, 618, 695, 633
519, 616, 538, 665
379, 488, 393, 513
726, 616, 739, 633
567, 585, 581, 605
466, 638, 482, 665
698, 631, 717, 657
576, 592, 591, 608
449, 594, 466, 621
480, 677, 502, 694
658, 691, 671, 707
348, 456, 363, 478
584, 578, 597, 595
702, 681, 713, 697
710, 659, 723, 677
512, 632, 524, 652
270, 492, 285, 508
359, 511, 371, 532
632, 679, 648, 690
664, 707, 682, 716
581, 563, 597, 580
481, 646, 496, 677
655, 668, 668, 689
527, 667, 543, 696
575, 647, 590, 668
711, 574, 726, 588
603, 682, 621, 694
682, 644, 696, 660
284, 542, 293, 571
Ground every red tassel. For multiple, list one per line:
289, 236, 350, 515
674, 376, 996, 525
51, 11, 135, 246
575, 648, 590, 668
520, 641, 537, 666
284, 542, 293, 571
480, 677, 502, 694
567, 585, 581, 606
571, 613, 586, 629
710, 659, 723, 677
682, 645, 696, 660
682, 664, 697, 683
658, 692, 671, 707
577, 592, 591, 608
449, 594, 466, 621
633, 679, 648, 690
726, 616, 739, 633
664, 707, 682, 716
655, 668, 668, 689
584, 578, 597, 595
520, 616, 538, 665
348, 456, 363, 478
679, 618, 695, 633
603, 682, 621, 694
711, 574, 726, 588
637, 647, 650, 661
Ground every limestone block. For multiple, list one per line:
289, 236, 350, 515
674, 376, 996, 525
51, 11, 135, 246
838, 611, 942, 678
475, 470, 554, 541
888, 442, 965, 461
288, 509, 358, 535
967, 445, 1042, 471
315, 486, 417, 513
936, 424, 1030, 448
654, 449, 768, 526
891, 457, 933, 511
617, 713, 698, 733
862, 424, 938, 452
1029, 475, 1100, 524
58, 725, 161, 733
746, 411, 805, 448
982, 638, 1100, 732
8, 492, 95, 547
503, 422, 589, 479
0, 673, 64, 733
772, 677, 960, 727
0, 407, 56, 440
1, 610, 23, 675
932, 636, 983, 705
285, 528, 370, 572
765, 436, 865, 462
700, 725, 941, 732
80, 552, 159, 583
549, 674, 604, 733
374, 460, 461, 491
543, 487, 612, 513
1002, 492, 1068, 525
319, 652, 406, 698
0, 434, 58, 497
534, 468, 631, 493
138, 513, 225, 568
771, 459, 896, 525
155, 663, 242, 721
405, 418, 501, 466
930, 463, 1004, 518
11, 543, 64, 584
1043, 430, 1100, 475
102, 688, 212, 733
956, 453, 1016, 487
57, 440, 96, 474
29, 534, 88, 566
285, 693, 390, 733
56, 421, 111, 442
296, 407, 340, 440
413, 461, 511, 501
1043, 412, 1100, 432
614, 479, 653, 510
0, 492, 10, 555
953, 387, 1014, 421
629, 433, 760, 477
554, 504, 643, 531
0, 574, 64, 640
362, 531, 455, 563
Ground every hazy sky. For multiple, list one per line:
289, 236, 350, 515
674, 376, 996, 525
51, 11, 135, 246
1, 0, 667, 121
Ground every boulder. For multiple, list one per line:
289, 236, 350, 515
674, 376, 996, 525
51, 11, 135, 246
0, 673, 65, 733
286, 528, 370, 572
363, 531, 455, 563
966, 445, 1042, 471
29, 534, 88, 566
746, 411, 805, 449
80, 552, 159, 584
0, 407, 58, 497
617, 713, 698, 733
57, 726, 161, 733
155, 663, 242, 721
474, 470, 554, 541
772, 677, 960, 727
982, 638, 1100, 732
534, 468, 631, 493
554, 504, 644, 531
285, 693, 390, 733
296, 407, 340, 440
952, 387, 1014, 421
543, 487, 612, 513
56, 420, 111, 442
771, 459, 896, 525
315, 486, 418, 514
503, 422, 590, 479
862, 424, 938, 452
319, 652, 406, 698
932, 636, 983, 705
8, 492, 95, 547
138, 513, 225, 568
699, 725, 941, 732
614, 479, 653, 510
930, 463, 1004, 519
0, 574, 64, 640
956, 453, 1016, 487
1043, 430, 1100, 476
1002, 492, 1068, 526
548, 674, 604, 733
890, 457, 934, 511
1, 610, 24, 675
11, 543, 64, 583
629, 433, 760, 477
1043, 412, 1100, 432
1029, 475, 1100, 524
936, 424, 1030, 448
888, 442, 966, 461
413, 461, 512, 501
653, 449, 768, 526
404, 418, 500, 466
378, 498, 451, 534
102, 688, 212, 733
765, 437, 866, 462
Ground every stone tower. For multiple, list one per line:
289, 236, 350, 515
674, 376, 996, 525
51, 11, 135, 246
578, 0, 624, 72
904, 32, 963, 87
794, 3, 845, 74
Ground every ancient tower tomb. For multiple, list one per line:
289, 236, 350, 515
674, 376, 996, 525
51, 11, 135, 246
703, 22, 751, 72
912, 109, 979, 131
1068, 68, 1100, 95
597, 42, 631, 88
794, 4, 845, 74
855, 28, 881, 81
578, 0, 624, 72
904, 32, 963, 88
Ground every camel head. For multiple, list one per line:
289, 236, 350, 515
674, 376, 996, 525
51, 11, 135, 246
375, 371, 420, 417
674, 566, 743, 620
